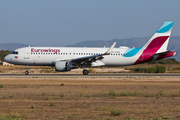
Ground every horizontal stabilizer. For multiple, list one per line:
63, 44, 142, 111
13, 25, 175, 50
153, 51, 176, 56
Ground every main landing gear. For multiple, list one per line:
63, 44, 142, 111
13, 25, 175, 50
25, 65, 29, 75
82, 69, 89, 75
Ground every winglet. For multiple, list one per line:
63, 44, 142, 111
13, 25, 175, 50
103, 42, 116, 55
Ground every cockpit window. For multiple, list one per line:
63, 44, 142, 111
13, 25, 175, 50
11, 51, 18, 55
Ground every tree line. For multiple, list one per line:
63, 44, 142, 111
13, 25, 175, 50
0, 50, 11, 61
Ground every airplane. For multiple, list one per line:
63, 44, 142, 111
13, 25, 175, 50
4, 22, 176, 75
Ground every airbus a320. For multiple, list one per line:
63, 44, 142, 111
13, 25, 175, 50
4, 22, 176, 75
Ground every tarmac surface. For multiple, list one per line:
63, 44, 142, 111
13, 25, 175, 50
0, 73, 180, 77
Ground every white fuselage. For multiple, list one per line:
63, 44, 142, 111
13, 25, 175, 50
4, 47, 140, 67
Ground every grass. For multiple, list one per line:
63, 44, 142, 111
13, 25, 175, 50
85, 95, 90, 98
99, 91, 107, 97
120, 91, 132, 96
102, 107, 123, 116
80, 91, 83, 97
9, 109, 28, 118
22, 85, 27, 88
0, 116, 21, 120
158, 90, 164, 96
0, 84, 3, 88
88, 68, 96, 73
42, 92, 46, 96
110, 110, 121, 116
45, 96, 49, 100
109, 89, 117, 97
50, 102, 55, 106
60, 94, 64, 97
0, 77, 179, 119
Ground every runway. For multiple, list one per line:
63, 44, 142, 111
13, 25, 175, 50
0, 73, 180, 77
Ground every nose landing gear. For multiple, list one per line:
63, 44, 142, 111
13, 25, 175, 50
25, 66, 29, 75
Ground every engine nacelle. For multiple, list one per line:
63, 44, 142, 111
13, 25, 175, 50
55, 61, 72, 72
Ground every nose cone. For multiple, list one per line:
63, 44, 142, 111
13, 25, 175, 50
4, 55, 10, 63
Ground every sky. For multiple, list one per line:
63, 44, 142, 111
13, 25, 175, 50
0, 0, 180, 47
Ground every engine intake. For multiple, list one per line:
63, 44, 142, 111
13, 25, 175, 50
55, 61, 72, 72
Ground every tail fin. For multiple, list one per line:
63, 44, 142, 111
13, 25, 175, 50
141, 22, 173, 53
134, 22, 174, 64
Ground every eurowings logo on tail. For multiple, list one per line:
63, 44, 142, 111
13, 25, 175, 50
134, 22, 175, 64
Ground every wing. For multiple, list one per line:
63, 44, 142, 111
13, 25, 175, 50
71, 42, 116, 67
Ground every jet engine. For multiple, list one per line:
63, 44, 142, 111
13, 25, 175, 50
55, 61, 74, 72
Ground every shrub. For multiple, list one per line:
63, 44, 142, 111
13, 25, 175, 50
109, 89, 116, 97
133, 90, 139, 96
42, 92, 46, 96
60, 94, 64, 97
133, 65, 166, 73
156, 66, 166, 73
60, 84, 64, 86
85, 95, 90, 98
0, 84, 3, 88
158, 90, 164, 96
31, 105, 34, 109
110, 109, 123, 116
120, 91, 132, 96
50, 102, 55, 106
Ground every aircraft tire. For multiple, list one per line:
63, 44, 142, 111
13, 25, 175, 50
25, 71, 29, 75
83, 70, 89, 75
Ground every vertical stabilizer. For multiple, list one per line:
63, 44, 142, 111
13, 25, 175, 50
138, 22, 173, 54
134, 22, 174, 64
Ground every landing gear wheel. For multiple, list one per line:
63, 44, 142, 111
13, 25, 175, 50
25, 71, 29, 75
83, 69, 89, 75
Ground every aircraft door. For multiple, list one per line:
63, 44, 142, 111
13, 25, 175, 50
24, 48, 30, 59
